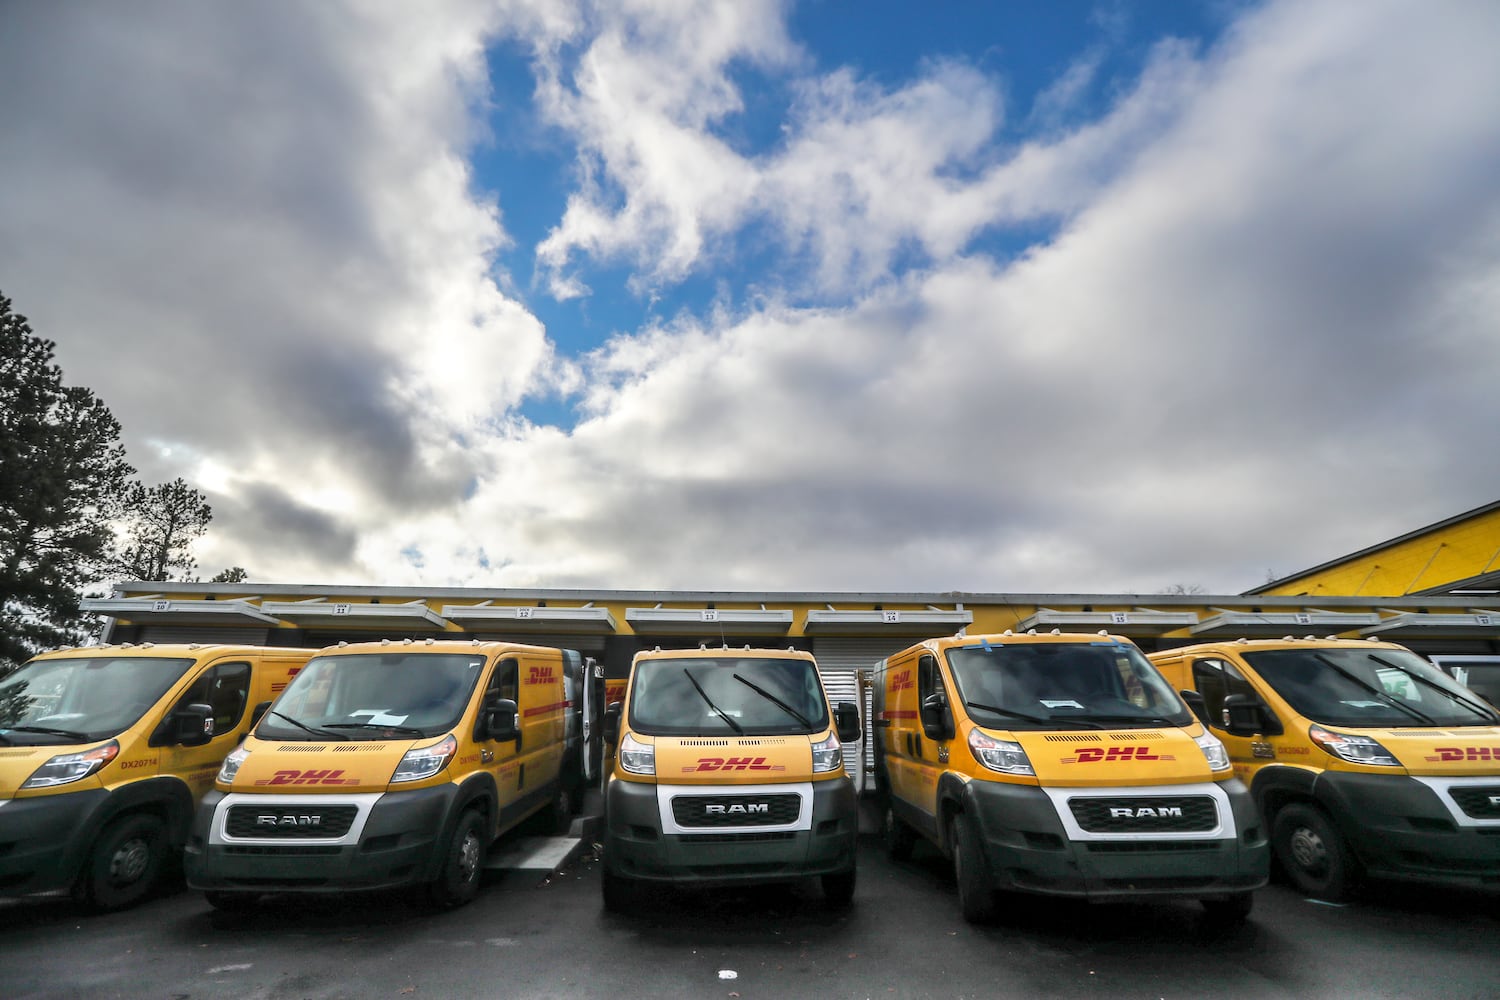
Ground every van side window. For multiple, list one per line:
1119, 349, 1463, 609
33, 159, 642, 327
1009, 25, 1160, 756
171, 662, 252, 736
1191, 658, 1254, 724
490, 658, 519, 702
918, 653, 943, 703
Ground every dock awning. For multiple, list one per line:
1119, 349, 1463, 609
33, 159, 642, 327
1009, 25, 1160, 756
259, 599, 449, 631
80, 596, 282, 627
440, 603, 618, 634
625, 607, 794, 635
1359, 610, 1500, 640
803, 608, 972, 636
1189, 609, 1382, 638
1016, 608, 1199, 637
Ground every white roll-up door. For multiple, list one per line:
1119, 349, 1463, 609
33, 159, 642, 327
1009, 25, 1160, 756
814, 637, 913, 793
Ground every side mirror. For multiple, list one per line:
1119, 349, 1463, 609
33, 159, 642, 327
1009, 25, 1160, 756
920, 692, 954, 742
1179, 690, 1210, 726
175, 703, 215, 747
484, 698, 520, 743
249, 700, 272, 729
834, 701, 861, 743
1222, 693, 1266, 734
603, 702, 622, 745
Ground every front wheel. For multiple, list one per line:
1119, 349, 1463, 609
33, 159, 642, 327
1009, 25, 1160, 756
425, 809, 486, 909
78, 813, 169, 912
1273, 803, 1360, 902
951, 813, 996, 924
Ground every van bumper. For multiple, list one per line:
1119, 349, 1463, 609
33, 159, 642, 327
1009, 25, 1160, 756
602, 778, 857, 885
964, 780, 1268, 901
184, 786, 458, 894
1314, 773, 1500, 891
0, 791, 107, 896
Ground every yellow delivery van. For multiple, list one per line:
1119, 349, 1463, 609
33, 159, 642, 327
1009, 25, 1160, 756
600, 646, 862, 910
1150, 637, 1500, 900
874, 631, 1267, 923
185, 639, 597, 909
0, 643, 314, 910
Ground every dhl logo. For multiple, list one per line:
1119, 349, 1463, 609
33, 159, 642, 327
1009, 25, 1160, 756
254, 768, 361, 786
527, 665, 556, 685
682, 756, 787, 773
606, 682, 626, 703
1061, 746, 1175, 764
1426, 746, 1500, 762
890, 670, 914, 692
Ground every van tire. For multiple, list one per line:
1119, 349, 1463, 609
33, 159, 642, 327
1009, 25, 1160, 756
1200, 892, 1254, 923
884, 805, 915, 862
601, 867, 638, 913
78, 813, 168, 912
821, 868, 856, 908
1273, 803, 1359, 901
204, 890, 260, 912
951, 813, 996, 924
425, 808, 485, 909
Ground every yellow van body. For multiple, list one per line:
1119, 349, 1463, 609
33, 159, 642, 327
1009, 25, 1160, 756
185, 640, 593, 909
0, 643, 314, 910
874, 632, 1267, 923
1150, 637, 1500, 900
600, 647, 861, 910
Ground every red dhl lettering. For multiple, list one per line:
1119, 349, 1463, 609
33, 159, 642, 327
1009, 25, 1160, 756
1063, 746, 1174, 763
882, 710, 918, 720
891, 670, 914, 692
1427, 746, 1500, 762
120, 758, 156, 769
523, 699, 571, 717
254, 768, 361, 786
527, 666, 556, 684
606, 682, 626, 703
684, 756, 786, 773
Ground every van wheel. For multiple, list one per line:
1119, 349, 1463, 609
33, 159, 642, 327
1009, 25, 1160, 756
884, 805, 915, 862
204, 890, 260, 912
426, 809, 485, 909
79, 813, 168, 912
821, 868, 856, 908
951, 813, 996, 924
1200, 892, 1254, 924
1273, 803, 1359, 901
601, 867, 638, 913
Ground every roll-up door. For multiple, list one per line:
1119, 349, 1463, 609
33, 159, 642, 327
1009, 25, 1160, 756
137, 625, 271, 646
472, 633, 607, 654
814, 637, 913, 793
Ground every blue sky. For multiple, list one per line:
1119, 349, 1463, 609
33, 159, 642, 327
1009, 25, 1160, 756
2, 0, 1498, 595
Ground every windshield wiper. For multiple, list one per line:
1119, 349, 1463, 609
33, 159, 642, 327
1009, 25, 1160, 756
267, 710, 350, 741
964, 700, 1102, 729
3, 724, 93, 740
732, 673, 814, 730
1368, 654, 1498, 723
324, 722, 428, 737
682, 669, 743, 735
1311, 653, 1436, 726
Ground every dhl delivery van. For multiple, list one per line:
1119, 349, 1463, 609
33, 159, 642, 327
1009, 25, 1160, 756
874, 631, 1267, 923
1150, 637, 1500, 901
0, 643, 314, 910
600, 646, 862, 911
185, 639, 598, 909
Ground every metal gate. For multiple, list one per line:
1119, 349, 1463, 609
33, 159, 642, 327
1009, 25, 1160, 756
135, 625, 272, 646
814, 637, 912, 794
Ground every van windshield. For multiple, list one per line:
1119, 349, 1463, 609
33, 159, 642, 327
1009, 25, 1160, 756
947, 642, 1192, 731
258, 653, 485, 740
628, 656, 830, 737
0, 656, 195, 744
1244, 647, 1498, 728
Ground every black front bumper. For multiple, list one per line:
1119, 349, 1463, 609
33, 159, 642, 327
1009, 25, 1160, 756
0, 790, 109, 896
184, 786, 459, 894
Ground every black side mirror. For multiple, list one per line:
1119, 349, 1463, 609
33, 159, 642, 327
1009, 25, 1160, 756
603, 702, 622, 745
1222, 693, 1266, 734
1180, 689, 1210, 726
920, 692, 954, 742
834, 701, 861, 743
249, 700, 272, 729
175, 703, 215, 747
484, 698, 519, 743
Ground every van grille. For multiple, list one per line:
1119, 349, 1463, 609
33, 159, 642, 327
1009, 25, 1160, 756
226, 805, 358, 838
1450, 786, 1500, 820
671, 794, 800, 827
1069, 796, 1217, 833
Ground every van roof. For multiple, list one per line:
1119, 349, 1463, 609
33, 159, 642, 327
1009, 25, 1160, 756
1151, 636, 1407, 657
631, 646, 816, 666
28, 643, 317, 660
311, 638, 566, 656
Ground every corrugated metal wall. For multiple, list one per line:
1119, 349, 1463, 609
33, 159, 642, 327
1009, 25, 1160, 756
136, 625, 272, 645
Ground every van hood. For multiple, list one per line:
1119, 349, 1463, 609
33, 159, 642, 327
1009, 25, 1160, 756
1009, 728, 1216, 787
651, 734, 816, 785
225, 736, 420, 794
1371, 726, 1500, 776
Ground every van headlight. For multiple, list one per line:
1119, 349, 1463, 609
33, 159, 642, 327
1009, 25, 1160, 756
1309, 725, 1400, 766
21, 741, 119, 789
217, 745, 250, 785
391, 734, 457, 783
618, 731, 655, 775
968, 730, 1034, 776
1194, 732, 1232, 772
811, 732, 843, 773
